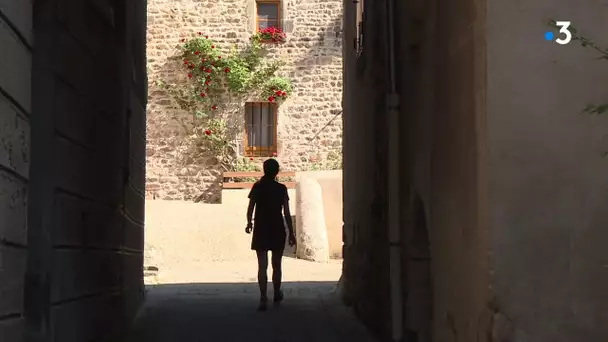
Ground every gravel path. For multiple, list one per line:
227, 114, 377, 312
128, 200, 375, 342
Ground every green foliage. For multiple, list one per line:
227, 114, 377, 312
160, 33, 294, 169
263, 76, 294, 102
234, 157, 262, 182
548, 20, 608, 156
224, 56, 252, 93
303, 150, 343, 171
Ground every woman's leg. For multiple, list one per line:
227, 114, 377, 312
270, 248, 284, 298
256, 250, 269, 301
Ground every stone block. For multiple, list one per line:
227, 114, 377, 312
124, 183, 145, 224
0, 18, 31, 113
0, 246, 26, 316
51, 250, 121, 303
0, 317, 24, 342
51, 29, 121, 110
0, 171, 27, 245
130, 92, 147, 140
51, 291, 124, 342
121, 285, 145, 329
128, 156, 146, 193
0, 94, 30, 178
52, 82, 92, 146
51, 192, 123, 249
121, 253, 143, 287
295, 177, 329, 262
54, 136, 123, 204
0, 0, 33, 44
123, 217, 144, 252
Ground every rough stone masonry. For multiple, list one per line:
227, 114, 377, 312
146, 0, 344, 201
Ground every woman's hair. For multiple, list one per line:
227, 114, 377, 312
263, 158, 280, 179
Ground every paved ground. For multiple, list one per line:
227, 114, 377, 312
127, 200, 376, 342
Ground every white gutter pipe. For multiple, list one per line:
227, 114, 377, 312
385, 0, 403, 340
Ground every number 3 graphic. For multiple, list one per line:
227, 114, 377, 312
555, 21, 572, 45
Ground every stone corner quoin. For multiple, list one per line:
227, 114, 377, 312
145, 0, 344, 201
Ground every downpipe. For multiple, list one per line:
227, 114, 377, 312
385, 0, 403, 340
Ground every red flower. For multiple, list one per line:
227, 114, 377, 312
206, 68, 212, 73
205, 88, 209, 92
200, 92, 206, 97
282, 91, 287, 96
205, 129, 211, 135
268, 96, 275, 102
275, 90, 282, 96
188, 73, 193, 78
218, 56, 221, 59
211, 45, 215, 48
181, 38, 185, 42
199, 66, 204, 70
205, 81, 209, 85
195, 51, 200, 55
201, 58, 206, 62
249, 157, 254, 161
224, 67, 230, 73
212, 105, 217, 110
184, 60, 189, 64
205, 35, 209, 39
198, 32, 202, 35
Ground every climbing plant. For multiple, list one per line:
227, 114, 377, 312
156, 31, 294, 170
548, 20, 608, 157
548, 20, 608, 115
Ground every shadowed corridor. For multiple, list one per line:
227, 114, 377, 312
127, 282, 375, 342
2, 0, 608, 341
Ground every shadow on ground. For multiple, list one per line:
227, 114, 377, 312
128, 282, 376, 342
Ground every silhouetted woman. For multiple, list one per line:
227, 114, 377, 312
246, 158, 296, 311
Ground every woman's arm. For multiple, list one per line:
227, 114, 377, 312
246, 199, 255, 227
283, 197, 294, 236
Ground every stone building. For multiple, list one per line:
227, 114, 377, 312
341, 0, 608, 341
145, 0, 344, 201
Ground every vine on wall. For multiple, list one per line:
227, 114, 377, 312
156, 31, 294, 170
548, 20, 607, 157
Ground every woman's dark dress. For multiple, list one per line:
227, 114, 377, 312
248, 177, 289, 251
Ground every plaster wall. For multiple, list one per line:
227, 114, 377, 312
486, 2, 608, 340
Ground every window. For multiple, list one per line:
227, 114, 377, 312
244, 102, 278, 157
256, 0, 280, 31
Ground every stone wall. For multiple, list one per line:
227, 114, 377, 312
343, 0, 608, 341
146, 0, 344, 201
0, 2, 32, 340
341, 0, 392, 338
20, 1, 147, 341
